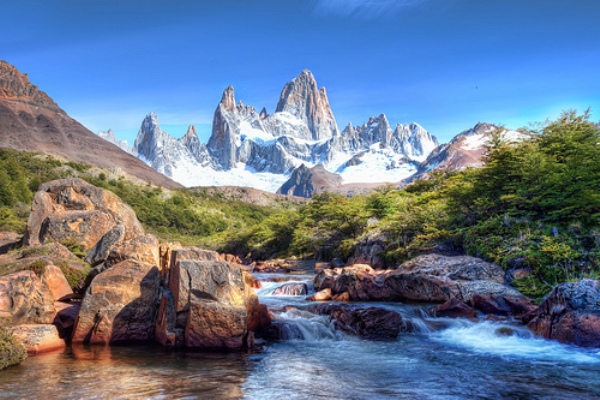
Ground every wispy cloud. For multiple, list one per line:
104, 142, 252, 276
313, 0, 431, 19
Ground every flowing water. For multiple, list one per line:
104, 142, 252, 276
2, 272, 600, 399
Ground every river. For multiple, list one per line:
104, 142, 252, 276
1, 272, 600, 399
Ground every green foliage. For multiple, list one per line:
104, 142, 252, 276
55, 261, 90, 290
0, 325, 26, 370
26, 259, 50, 276
60, 238, 87, 259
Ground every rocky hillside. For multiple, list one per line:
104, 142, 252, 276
0, 61, 180, 189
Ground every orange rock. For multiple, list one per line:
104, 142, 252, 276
23, 178, 144, 250
12, 324, 66, 355
41, 263, 73, 301
0, 271, 55, 325
306, 288, 332, 302
72, 260, 160, 345
332, 292, 350, 302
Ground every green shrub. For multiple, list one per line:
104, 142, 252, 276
59, 238, 87, 259
0, 325, 26, 370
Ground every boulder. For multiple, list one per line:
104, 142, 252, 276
0, 271, 55, 325
306, 288, 332, 302
528, 280, 600, 347
24, 178, 144, 250
104, 234, 159, 269
12, 324, 66, 355
313, 254, 533, 318
156, 247, 268, 350
308, 304, 406, 340
332, 292, 350, 302
84, 224, 125, 266
271, 282, 308, 296
40, 263, 73, 301
432, 298, 477, 319
72, 260, 161, 345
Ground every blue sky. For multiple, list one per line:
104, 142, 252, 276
3, 0, 599, 144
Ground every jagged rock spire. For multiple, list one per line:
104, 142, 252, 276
275, 69, 338, 140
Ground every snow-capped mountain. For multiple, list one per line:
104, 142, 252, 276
412, 122, 526, 180
97, 129, 136, 155
120, 70, 441, 193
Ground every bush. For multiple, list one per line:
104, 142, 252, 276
0, 325, 26, 370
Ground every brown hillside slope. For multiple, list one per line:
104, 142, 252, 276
0, 60, 180, 188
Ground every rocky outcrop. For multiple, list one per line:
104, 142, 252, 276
0, 232, 21, 255
307, 304, 406, 340
72, 260, 161, 345
313, 254, 533, 317
11, 324, 66, 355
271, 282, 308, 296
0, 271, 55, 325
104, 234, 159, 269
528, 280, 600, 347
277, 164, 342, 198
24, 178, 144, 252
156, 248, 268, 350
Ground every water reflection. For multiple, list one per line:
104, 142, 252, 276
0, 345, 251, 399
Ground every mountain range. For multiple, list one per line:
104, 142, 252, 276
0, 60, 521, 198
128, 70, 444, 195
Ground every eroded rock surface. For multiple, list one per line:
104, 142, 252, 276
24, 178, 144, 252
528, 280, 600, 347
0, 271, 55, 325
72, 260, 160, 345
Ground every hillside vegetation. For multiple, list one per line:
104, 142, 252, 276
0, 149, 289, 247
222, 111, 600, 299
1, 111, 598, 299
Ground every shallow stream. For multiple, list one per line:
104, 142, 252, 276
2, 272, 600, 399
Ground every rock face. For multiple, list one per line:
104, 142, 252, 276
308, 304, 406, 340
156, 248, 267, 350
0, 271, 55, 325
528, 280, 600, 347
11, 324, 66, 355
313, 254, 534, 317
72, 260, 161, 344
0, 61, 180, 189
274, 69, 338, 141
24, 178, 144, 252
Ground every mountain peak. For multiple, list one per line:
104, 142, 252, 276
220, 85, 236, 111
275, 70, 338, 140
0, 60, 61, 112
